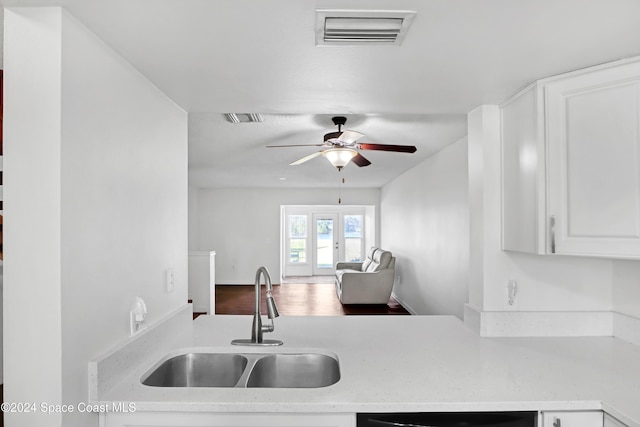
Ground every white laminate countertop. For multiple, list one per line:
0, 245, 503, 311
95, 313, 640, 425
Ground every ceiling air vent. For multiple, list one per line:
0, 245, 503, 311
224, 113, 263, 123
316, 10, 417, 46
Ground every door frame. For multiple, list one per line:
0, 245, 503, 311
280, 205, 376, 279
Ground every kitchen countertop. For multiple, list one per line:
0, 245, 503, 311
95, 312, 640, 425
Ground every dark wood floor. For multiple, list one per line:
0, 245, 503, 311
212, 282, 410, 316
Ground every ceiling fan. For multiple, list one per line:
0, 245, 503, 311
266, 116, 418, 170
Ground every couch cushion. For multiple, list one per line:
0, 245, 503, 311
367, 247, 378, 259
366, 249, 392, 272
361, 247, 377, 271
374, 249, 392, 268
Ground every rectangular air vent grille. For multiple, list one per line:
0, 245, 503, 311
316, 10, 416, 46
324, 18, 403, 43
224, 113, 263, 123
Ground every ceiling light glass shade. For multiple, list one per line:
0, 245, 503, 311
322, 148, 358, 169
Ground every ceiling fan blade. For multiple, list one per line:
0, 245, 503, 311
352, 153, 372, 167
338, 130, 365, 145
290, 151, 323, 165
357, 143, 417, 153
267, 143, 326, 148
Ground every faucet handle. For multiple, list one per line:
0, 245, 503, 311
262, 318, 276, 333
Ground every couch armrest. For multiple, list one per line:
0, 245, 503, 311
336, 261, 363, 271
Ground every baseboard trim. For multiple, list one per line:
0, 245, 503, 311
464, 304, 614, 337
391, 292, 417, 315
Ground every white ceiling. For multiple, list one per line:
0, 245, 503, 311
4, 0, 640, 187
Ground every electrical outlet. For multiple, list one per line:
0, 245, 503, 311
504, 279, 518, 310
396, 274, 401, 285
166, 268, 175, 293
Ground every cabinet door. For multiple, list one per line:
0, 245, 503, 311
542, 411, 603, 427
546, 60, 640, 258
501, 83, 547, 254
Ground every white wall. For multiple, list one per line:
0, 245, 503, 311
380, 137, 469, 318
189, 185, 200, 251
4, 8, 188, 427
4, 9, 64, 425
193, 187, 379, 284
466, 105, 613, 335
612, 260, 640, 319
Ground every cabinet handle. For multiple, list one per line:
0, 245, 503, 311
550, 215, 556, 254
553, 417, 561, 427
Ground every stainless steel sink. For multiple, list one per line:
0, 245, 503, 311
141, 351, 340, 388
246, 353, 340, 388
141, 353, 248, 387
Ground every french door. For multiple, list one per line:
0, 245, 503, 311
312, 213, 339, 275
282, 207, 368, 278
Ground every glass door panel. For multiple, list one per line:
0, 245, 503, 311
344, 214, 364, 262
288, 214, 308, 264
313, 213, 338, 275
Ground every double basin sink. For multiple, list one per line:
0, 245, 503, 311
141, 351, 340, 388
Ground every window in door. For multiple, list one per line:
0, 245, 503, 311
344, 214, 364, 262
288, 214, 307, 264
316, 217, 334, 269
313, 213, 338, 275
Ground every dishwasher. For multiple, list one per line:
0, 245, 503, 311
357, 411, 537, 427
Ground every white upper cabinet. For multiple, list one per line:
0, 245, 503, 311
546, 60, 640, 258
502, 57, 640, 259
501, 82, 547, 254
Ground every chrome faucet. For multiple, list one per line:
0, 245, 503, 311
231, 267, 283, 346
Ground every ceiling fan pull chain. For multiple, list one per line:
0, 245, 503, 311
338, 176, 345, 204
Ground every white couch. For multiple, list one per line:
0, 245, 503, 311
334, 247, 396, 304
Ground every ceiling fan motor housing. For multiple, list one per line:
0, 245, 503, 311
331, 116, 347, 127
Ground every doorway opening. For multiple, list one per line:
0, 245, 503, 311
280, 205, 377, 281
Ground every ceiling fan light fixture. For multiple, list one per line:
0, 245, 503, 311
323, 148, 358, 170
